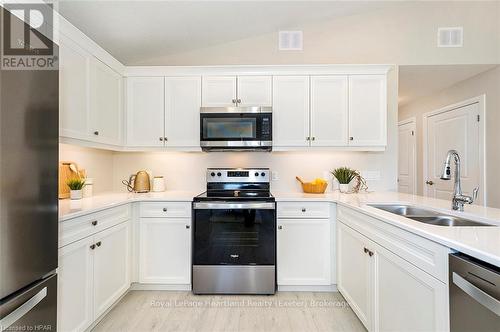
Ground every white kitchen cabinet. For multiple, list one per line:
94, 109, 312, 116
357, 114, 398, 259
236, 76, 272, 107
58, 215, 131, 332
89, 58, 123, 146
337, 211, 449, 332
348, 75, 387, 146
93, 221, 131, 318
126, 77, 165, 147
139, 217, 191, 284
277, 218, 331, 285
337, 221, 372, 330
374, 242, 449, 332
58, 235, 94, 332
201, 76, 237, 107
272, 76, 310, 147
59, 36, 90, 141
310, 76, 349, 146
165, 77, 202, 147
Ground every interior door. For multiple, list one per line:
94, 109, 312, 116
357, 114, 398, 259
425, 103, 480, 202
398, 120, 416, 194
310, 76, 348, 146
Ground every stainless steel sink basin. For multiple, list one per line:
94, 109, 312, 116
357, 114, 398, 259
368, 204, 494, 227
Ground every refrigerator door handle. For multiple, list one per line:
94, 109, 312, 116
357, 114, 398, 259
0, 287, 47, 330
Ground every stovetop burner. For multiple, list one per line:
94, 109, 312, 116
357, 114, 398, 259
194, 168, 274, 202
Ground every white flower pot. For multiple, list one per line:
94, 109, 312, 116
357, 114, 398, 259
70, 189, 83, 200
339, 184, 349, 193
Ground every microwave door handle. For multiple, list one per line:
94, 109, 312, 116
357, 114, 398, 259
452, 272, 500, 316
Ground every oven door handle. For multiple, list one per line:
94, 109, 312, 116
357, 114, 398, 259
193, 202, 275, 210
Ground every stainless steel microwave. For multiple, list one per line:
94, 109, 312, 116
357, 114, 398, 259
200, 106, 272, 152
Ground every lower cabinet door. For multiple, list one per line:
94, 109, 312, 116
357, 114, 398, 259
58, 236, 94, 332
337, 221, 372, 330
93, 221, 130, 319
373, 243, 448, 332
277, 218, 331, 285
139, 218, 191, 284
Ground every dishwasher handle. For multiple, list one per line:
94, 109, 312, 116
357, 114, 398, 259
452, 272, 500, 316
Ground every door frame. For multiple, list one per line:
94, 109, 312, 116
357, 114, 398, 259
422, 95, 486, 205
398, 117, 417, 195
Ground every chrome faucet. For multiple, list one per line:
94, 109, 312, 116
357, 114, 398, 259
440, 150, 479, 211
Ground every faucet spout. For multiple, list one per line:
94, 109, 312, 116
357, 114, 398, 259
440, 150, 477, 211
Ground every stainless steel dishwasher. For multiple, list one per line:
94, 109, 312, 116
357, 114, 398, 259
449, 253, 500, 331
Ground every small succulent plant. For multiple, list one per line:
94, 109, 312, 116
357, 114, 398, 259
66, 178, 86, 190
331, 167, 356, 184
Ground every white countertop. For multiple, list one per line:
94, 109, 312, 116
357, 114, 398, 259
59, 190, 500, 267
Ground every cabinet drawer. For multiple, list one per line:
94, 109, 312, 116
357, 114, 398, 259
277, 202, 330, 219
337, 206, 450, 283
59, 204, 130, 248
139, 202, 191, 218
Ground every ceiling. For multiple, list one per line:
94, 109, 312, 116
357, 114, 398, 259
56, 1, 396, 65
398, 64, 498, 107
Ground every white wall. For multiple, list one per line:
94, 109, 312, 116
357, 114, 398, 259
399, 66, 500, 208
132, 1, 500, 66
59, 143, 114, 194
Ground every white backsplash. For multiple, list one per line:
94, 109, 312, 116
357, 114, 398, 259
112, 150, 397, 193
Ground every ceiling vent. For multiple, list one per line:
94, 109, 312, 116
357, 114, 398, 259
279, 31, 303, 51
437, 27, 463, 47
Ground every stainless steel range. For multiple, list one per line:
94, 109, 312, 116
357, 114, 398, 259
192, 168, 276, 294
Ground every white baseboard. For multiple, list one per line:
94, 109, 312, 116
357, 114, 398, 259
278, 284, 338, 292
130, 283, 192, 291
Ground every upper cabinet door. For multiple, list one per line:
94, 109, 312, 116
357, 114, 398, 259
272, 76, 310, 147
59, 36, 90, 141
89, 59, 123, 146
237, 76, 272, 107
310, 76, 348, 146
126, 77, 165, 147
165, 77, 202, 148
201, 76, 237, 107
348, 75, 387, 146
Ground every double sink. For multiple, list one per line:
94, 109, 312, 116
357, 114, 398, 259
368, 204, 494, 227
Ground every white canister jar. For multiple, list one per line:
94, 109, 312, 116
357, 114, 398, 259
70, 189, 83, 200
83, 178, 93, 198
152, 176, 166, 192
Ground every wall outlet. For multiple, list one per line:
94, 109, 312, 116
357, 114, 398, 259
272, 171, 279, 181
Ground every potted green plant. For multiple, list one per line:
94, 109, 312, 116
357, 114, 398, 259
331, 167, 356, 193
67, 178, 86, 200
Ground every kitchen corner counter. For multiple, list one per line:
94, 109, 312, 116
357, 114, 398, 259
58, 191, 197, 221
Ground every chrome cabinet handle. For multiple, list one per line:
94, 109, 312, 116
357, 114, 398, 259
232, 99, 237, 104
94, 131, 99, 136
159, 137, 163, 141
301, 208, 306, 212
278, 225, 283, 230
237, 99, 242, 104
185, 225, 190, 229
91, 220, 98, 226
363, 247, 369, 254
452, 272, 500, 316
368, 250, 374, 257
349, 137, 354, 141
426, 180, 434, 185
96, 241, 102, 247
306, 137, 310, 141
163, 208, 168, 212
164, 137, 168, 141
90, 244, 96, 250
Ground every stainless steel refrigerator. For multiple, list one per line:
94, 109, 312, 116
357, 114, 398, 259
0, 7, 59, 331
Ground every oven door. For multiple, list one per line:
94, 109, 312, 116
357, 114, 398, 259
193, 202, 276, 266
199, 110, 272, 149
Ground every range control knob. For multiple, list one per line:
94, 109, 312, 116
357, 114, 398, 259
255, 172, 259, 176
261, 172, 266, 177
210, 172, 215, 177
217, 172, 222, 177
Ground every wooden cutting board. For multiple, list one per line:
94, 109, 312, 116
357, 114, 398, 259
59, 161, 85, 199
